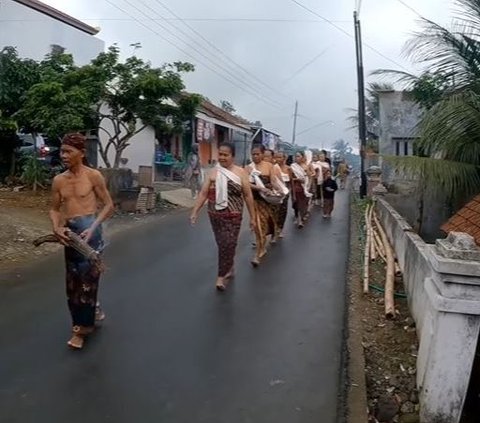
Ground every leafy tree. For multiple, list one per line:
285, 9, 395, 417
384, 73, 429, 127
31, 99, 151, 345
20, 153, 48, 191
0, 112, 19, 177
0, 47, 39, 176
89, 46, 199, 168
332, 139, 352, 157
13, 45, 199, 168
0, 47, 40, 117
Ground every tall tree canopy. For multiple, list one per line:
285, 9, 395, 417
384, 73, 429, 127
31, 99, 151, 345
5, 45, 200, 169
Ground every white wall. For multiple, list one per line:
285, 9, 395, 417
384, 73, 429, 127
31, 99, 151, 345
378, 91, 422, 156
376, 198, 480, 423
98, 106, 155, 174
0, 0, 104, 64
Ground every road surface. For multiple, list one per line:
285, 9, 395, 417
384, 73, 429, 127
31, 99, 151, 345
0, 191, 350, 423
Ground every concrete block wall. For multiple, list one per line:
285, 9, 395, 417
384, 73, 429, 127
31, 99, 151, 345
376, 198, 480, 423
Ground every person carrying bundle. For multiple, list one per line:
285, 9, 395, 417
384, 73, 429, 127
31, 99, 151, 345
49, 133, 114, 350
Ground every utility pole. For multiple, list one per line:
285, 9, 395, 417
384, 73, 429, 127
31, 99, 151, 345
292, 100, 298, 145
354, 11, 367, 198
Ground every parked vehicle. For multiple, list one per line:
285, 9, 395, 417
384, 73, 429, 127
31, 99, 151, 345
16, 134, 62, 167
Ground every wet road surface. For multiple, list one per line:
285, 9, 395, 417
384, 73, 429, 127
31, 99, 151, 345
0, 191, 350, 423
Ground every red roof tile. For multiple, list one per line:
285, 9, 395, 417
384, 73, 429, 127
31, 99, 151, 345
441, 194, 480, 246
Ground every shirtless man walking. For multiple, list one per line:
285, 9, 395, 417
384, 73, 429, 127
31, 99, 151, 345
50, 133, 114, 349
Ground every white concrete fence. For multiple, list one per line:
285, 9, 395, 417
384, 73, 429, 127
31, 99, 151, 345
376, 197, 480, 423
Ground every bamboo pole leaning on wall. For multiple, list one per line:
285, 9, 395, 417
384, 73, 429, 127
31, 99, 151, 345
373, 210, 396, 319
363, 203, 372, 294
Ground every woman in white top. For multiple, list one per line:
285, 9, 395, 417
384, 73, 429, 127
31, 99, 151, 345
274, 151, 292, 237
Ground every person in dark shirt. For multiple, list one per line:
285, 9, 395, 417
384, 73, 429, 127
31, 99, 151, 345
322, 169, 338, 218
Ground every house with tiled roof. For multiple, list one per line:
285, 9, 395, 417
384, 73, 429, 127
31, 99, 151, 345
0, 0, 104, 64
441, 194, 480, 246
107, 98, 255, 183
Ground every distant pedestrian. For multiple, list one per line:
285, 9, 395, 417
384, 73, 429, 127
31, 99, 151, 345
247, 144, 279, 266
274, 151, 291, 238
337, 159, 349, 190
185, 144, 202, 199
190, 142, 256, 291
322, 170, 338, 218
50, 133, 114, 349
291, 151, 313, 228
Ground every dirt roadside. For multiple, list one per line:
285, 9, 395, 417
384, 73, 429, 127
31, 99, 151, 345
346, 195, 420, 423
0, 189, 180, 275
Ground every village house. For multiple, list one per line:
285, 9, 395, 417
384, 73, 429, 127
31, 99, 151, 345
378, 90, 422, 157
100, 99, 257, 185
0, 0, 104, 64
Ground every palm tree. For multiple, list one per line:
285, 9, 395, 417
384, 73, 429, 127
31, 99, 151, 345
373, 0, 480, 213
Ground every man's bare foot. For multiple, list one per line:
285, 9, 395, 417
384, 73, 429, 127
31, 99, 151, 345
67, 325, 94, 350
216, 277, 227, 291
68, 334, 84, 349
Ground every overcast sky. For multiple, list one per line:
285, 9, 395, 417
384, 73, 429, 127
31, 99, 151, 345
42, 0, 454, 150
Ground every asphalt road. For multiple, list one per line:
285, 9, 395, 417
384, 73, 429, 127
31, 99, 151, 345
0, 190, 350, 423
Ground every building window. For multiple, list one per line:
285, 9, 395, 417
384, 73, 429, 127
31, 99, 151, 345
392, 137, 417, 156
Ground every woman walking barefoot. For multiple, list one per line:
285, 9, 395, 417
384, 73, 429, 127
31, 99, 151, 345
247, 144, 278, 267
291, 151, 313, 228
274, 151, 292, 238
190, 142, 256, 291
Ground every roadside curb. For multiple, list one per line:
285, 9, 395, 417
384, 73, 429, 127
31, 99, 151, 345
345, 196, 369, 423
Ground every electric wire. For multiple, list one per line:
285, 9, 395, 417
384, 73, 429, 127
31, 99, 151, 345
148, 0, 291, 103
394, 0, 424, 18
289, 0, 409, 71
104, 0, 285, 110
282, 47, 329, 85
130, 0, 286, 108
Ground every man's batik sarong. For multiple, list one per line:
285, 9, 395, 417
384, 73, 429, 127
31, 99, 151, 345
65, 215, 103, 327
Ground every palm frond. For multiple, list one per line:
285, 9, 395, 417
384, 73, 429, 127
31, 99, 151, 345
416, 90, 480, 164
404, 16, 480, 87
452, 0, 480, 34
370, 69, 419, 88
384, 155, 480, 200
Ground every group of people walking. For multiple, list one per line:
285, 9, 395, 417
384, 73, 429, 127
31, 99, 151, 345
190, 142, 340, 291
49, 134, 343, 349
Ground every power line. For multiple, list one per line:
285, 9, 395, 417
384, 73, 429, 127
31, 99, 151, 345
104, 0, 285, 110
394, 0, 423, 18
106, 0, 285, 110
135, 0, 286, 107
132, 0, 290, 108
0, 18, 352, 23
289, 0, 409, 71
296, 120, 334, 137
149, 0, 291, 103
282, 47, 329, 85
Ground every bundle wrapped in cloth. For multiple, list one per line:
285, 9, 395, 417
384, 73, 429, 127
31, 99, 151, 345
33, 231, 104, 273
